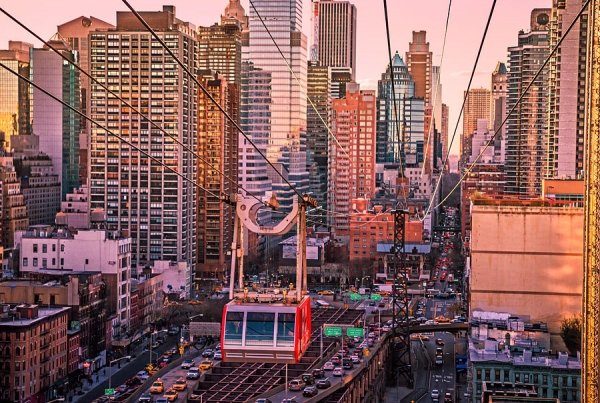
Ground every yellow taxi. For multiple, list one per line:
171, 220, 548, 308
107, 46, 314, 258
436, 315, 450, 323
172, 378, 187, 391
318, 290, 334, 295
163, 389, 178, 402
149, 379, 164, 394
199, 359, 213, 371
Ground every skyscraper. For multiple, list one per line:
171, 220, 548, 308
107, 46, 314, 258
198, 18, 243, 87
312, 0, 357, 80
546, 0, 587, 179
505, 8, 551, 197
31, 38, 81, 198
405, 31, 432, 106
222, 0, 249, 31
243, 0, 309, 208
0, 41, 31, 148
491, 62, 508, 162
306, 63, 331, 210
58, 16, 115, 186
376, 53, 425, 167
89, 6, 197, 271
461, 88, 491, 164
441, 103, 449, 168
329, 83, 376, 235
197, 73, 238, 280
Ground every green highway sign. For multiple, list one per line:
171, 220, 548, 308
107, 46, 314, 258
370, 294, 382, 301
105, 389, 115, 396
350, 293, 362, 301
324, 326, 342, 337
346, 327, 364, 337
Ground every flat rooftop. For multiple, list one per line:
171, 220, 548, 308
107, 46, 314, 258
0, 306, 70, 328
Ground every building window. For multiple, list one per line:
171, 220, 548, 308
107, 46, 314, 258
22, 258, 28, 267
52, 244, 56, 252
42, 259, 47, 268
42, 244, 47, 253
33, 258, 38, 267
60, 244, 65, 252
33, 244, 38, 253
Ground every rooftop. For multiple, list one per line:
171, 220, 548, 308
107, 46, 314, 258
0, 305, 70, 328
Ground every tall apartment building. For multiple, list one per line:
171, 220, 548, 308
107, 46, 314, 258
243, 0, 309, 206
196, 73, 238, 279
441, 103, 449, 168
546, 0, 587, 179
376, 53, 425, 167
312, 0, 357, 80
405, 31, 432, 106
0, 305, 70, 403
198, 18, 243, 87
31, 39, 81, 198
0, 153, 28, 248
329, 84, 376, 235
89, 6, 197, 271
505, 9, 551, 197
491, 62, 508, 162
461, 88, 491, 164
18, 224, 132, 342
57, 16, 115, 186
306, 63, 331, 211
0, 41, 32, 148
222, 0, 248, 31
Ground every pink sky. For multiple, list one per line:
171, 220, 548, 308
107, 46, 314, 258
0, 0, 550, 155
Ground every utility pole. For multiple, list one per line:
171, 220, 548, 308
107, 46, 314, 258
390, 208, 413, 388
583, 0, 600, 400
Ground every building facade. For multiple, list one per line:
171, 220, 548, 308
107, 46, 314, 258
405, 31, 432, 106
505, 9, 551, 197
31, 39, 81, 198
329, 84, 376, 235
0, 41, 31, 148
0, 153, 28, 248
462, 88, 491, 164
491, 62, 508, 162
89, 6, 197, 271
0, 305, 70, 403
546, 0, 587, 179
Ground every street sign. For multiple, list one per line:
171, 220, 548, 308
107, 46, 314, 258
105, 388, 115, 396
346, 327, 364, 337
349, 293, 362, 301
324, 326, 342, 337
370, 294, 382, 301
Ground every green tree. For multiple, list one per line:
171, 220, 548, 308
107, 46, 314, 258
560, 315, 582, 356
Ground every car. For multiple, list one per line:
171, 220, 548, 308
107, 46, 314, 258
312, 368, 324, 379
332, 367, 344, 377
351, 355, 360, 364
138, 393, 153, 403
213, 351, 222, 360
199, 360, 213, 371
172, 379, 187, 391
181, 359, 195, 369
318, 290, 334, 295
342, 358, 353, 369
155, 398, 168, 403
186, 367, 200, 380
431, 389, 440, 401
165, 347, 177, 356
126, 377, 142, 387
254, 399, 273, 403
136, 370, 150, 381
444, 392, 454, 402
149, 380, 164, 394
303, 385, 318, 397
280, 398, 298, 403
331, 356, 341, 365
162, 389, 178, 402
316, 378, 331, 389
288, 379, 305, 391
323, 361, 335, 371
115, 384, 129, 394
301, 373, 315, 385
158, 360, 168, 369
202, 349, 214, 358
436, 338, 445, 346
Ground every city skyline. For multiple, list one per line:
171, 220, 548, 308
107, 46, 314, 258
0, 0, 549, 155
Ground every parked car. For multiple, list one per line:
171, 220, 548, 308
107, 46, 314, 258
302, 385, 318, 397
316, 378, 331, 389
288, 379, 305, 391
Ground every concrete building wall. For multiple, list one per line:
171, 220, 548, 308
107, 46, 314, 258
469, 204, 583, 335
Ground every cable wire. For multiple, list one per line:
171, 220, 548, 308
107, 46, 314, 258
421, 0, 452, 179
0, 6, 268, 208
247, 0, 349, 159
383, 0, 409, 207
122, 0, 306, 203
430, 0, 591, 211
0, 62, 223, 201
420, 0, 497, 221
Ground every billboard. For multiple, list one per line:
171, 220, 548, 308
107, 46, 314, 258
283, 245, 319, 260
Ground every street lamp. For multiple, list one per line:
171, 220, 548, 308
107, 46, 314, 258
108, 356, 131, 390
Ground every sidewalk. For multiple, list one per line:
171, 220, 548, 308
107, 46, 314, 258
66, 341, 148, 402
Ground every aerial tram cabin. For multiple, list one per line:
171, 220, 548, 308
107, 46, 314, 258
221, 294, 311, 363
219, 195, 316, 364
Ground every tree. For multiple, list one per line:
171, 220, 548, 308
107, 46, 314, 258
560, 315, 582, 356
447, 302, 463, 318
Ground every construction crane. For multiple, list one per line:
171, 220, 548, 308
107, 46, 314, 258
584, 0, 600, 400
